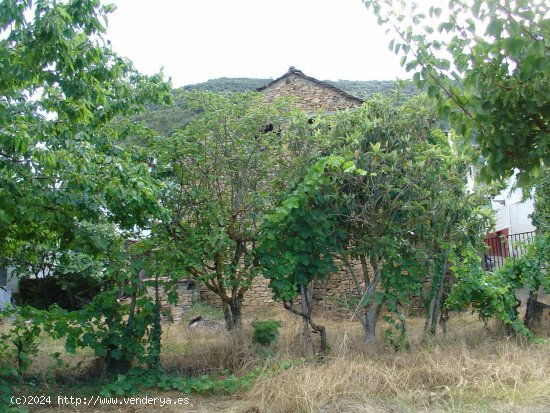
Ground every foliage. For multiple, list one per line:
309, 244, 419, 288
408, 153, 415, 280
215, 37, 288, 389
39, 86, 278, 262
260, 94, 494, 344
383, 313, 409, 351
129, 88, 198, 138
252, 319, 283, 347
0, 257, 168, 376
322, 95, 489, 343
448, 230, 550, 336
98, 357, 304, 397
100, 367, 261, 397
326, 79, 420, 101
511, 234, 550, 295
259, 155, 359, 353
447, 162, 548, 336
152, 91, 302, 329
531, 167, 550, 233
446, 245, 529, 334
363, 0, 550, 187
258, 156, 349, 302
2, 225, 165, 375
184, 77, 272, 93
182, 76, 419, 100
0, 0, 171, 257
0, 0, 173, 400
0, 306, 61, 413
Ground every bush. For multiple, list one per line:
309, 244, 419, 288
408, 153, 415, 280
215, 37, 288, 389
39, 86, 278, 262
252, 319, 282, 347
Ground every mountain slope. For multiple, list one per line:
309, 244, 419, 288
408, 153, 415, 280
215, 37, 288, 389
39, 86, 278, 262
136, 78, 419, 137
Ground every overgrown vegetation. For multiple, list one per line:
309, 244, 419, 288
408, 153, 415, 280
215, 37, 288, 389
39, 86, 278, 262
5, 314, 550, 412
149, 91, 302, 330
1, 0, 549, 411
251, 319, 282, 347
259, 94, 496, 350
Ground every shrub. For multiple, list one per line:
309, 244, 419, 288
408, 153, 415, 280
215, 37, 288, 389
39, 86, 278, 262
252, 320, 282, 347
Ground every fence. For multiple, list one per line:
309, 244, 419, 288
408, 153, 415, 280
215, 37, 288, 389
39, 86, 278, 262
483, 231, 536, 270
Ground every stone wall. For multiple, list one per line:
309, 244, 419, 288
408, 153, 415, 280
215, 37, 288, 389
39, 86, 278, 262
199, 276, 277, 314
198, 260, 375, 319
146, 279, 199, 322
259, 68, 363, 113
311, 261, 369, 319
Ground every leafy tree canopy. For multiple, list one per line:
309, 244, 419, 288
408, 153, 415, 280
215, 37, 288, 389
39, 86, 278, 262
0, 0, 175, 398
151, 91, 303, 329
260, 94, 495, 344
0, 0, 171, 257
363, 0, 550, 187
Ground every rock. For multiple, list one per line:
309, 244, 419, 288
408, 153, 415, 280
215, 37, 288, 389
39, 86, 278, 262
188, 315, 225, 331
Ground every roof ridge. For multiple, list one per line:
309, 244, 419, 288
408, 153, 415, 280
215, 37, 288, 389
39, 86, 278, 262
256, 66, 363, 103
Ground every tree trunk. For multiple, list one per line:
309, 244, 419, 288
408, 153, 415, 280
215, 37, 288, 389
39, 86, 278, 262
283, 283, 327, 355
524, 288, 539, 329
223, 296, 242, 330
148, 274, 162, 369
300, 284, 313, 354
362, 305, 378, 343
303, 284, 327, 354
309, 318, 327, 354
361, 255, 382, 344
425, 254, 449, 336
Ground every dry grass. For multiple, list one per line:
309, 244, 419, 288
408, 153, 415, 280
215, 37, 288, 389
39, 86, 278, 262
249, 343, 550, 412
161, 322, 259, 376
247, 315, 550, 413
151, 309, 550, 412
6, 308, 550, 413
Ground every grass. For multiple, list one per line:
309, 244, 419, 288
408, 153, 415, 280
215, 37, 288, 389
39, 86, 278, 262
4, 308, 550, 413
249, 339, 550, 412
182, 301, 225, 323
242, 313, 550, 412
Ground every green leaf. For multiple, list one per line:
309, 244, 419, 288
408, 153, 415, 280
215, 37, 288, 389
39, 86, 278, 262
485, 18, 503, 38
504, 38, 524, 58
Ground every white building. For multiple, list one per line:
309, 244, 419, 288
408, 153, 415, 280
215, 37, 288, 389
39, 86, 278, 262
491, 186, 536, 236
0, 265, 18, 311
0, 265, 18, 293
484, 180, 536, 269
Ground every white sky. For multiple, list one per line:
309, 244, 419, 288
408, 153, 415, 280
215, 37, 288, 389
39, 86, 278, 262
105, 0, 410, 87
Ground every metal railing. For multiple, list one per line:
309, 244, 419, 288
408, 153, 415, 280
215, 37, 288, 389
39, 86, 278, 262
483, 231, 536, 270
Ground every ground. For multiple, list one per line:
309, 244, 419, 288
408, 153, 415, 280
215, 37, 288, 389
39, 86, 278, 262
5, 304, 550, 413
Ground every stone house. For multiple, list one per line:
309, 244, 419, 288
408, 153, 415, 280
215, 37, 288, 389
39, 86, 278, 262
257, 66, 364, 113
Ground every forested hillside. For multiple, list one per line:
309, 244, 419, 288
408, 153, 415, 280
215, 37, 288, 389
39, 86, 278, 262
184, 77, 272, 93
182, 77, 419, 99
326, 79, 418, 100
136, 78, 419, 137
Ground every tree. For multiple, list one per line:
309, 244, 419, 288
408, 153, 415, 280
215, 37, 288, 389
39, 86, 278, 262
0, 0, 172, 387
0, 0, 171, 253
260, 94, 494, 345
363, 0, 550, 187
511, 167, 550, 330
153, 91, 299, 330
531, 167, 550, 233
258, 157, 348, 354
317, 95, 464, 344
